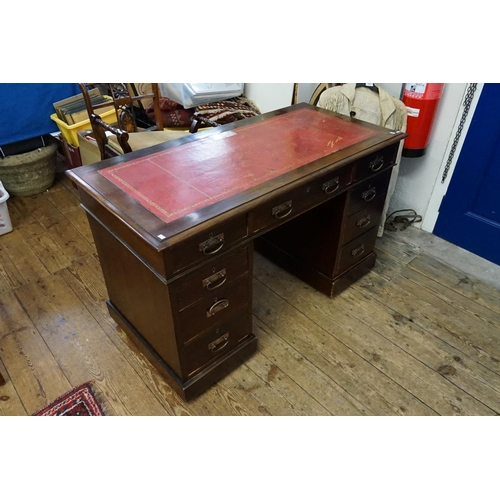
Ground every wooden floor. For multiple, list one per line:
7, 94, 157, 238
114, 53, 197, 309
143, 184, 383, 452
1, 172, 500, 416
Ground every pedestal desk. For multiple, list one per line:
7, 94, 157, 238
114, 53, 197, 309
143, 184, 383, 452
67, 103, 407, 401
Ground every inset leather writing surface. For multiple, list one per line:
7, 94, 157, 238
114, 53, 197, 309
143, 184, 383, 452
99, 108, 379, 224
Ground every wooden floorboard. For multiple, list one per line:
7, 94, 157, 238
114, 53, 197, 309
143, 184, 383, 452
1, 173, 499, 416
407, 253, 500, 317
0, 356, 27, 416
253, 258, 437, 416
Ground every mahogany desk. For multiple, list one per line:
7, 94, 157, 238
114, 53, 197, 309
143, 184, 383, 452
67, 103, 406, 401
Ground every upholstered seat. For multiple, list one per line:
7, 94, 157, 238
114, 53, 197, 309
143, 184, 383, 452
79, 83, 191, 160
107, 129, 190, 154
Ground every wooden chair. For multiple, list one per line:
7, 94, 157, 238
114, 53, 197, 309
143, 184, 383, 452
79, 83, 190, 160
188, 96, 260, 133
189, 113, 221, 133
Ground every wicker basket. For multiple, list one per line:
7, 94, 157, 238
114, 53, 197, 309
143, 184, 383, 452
0, 143, 58, 196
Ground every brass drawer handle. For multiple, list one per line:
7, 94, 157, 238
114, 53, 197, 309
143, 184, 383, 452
351, 244, 365, 258
207, 298, 229, 317
203, 269, 227, 290
369, 156, 384, 172
272, 200, 293, 219
357, 215, 371, 228
361, 187, 376, 202
322, 177, 340, 195
199, 233, 225, 255
208, 332, 230, 353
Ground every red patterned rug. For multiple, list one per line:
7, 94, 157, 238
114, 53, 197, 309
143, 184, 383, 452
33, 381, 107, 416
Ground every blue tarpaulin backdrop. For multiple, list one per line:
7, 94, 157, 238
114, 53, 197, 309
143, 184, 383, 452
0, 83, 80, 146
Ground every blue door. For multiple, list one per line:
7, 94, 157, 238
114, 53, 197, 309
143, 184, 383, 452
434, 84, 500, 266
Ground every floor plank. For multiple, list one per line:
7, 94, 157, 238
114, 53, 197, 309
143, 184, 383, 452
0, 357, 28, 416
408, 253, 500, 316
254, 256, 436, 415
14, 273, 169, 416
0, 290, 73, 414
373, 231, 421, 280
17, 220, 72, 275
0, 244, 25, 291
335, 282, 500, 415
256, 266, 442, 415
244, 341, 332, 416
254, 317, 361, 415
354, 272, 500, 377
46, 181, 83, 214
393, 273, 500, 370
0, 230, 50, 285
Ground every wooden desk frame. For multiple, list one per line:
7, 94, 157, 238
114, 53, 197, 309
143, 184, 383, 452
67, 104, 406, 401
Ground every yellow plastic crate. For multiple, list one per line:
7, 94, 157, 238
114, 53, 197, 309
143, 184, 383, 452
50, 105, 118, 147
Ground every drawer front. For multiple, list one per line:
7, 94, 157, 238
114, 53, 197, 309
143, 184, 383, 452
177, 273, 251, 343
170, 245, 250, 311
342, 195, 386, 244
353, 143, 398, 182
250, 164, 353, 235
181, 308, 252, 377
167, 214, 248, 277
336, 226, 378, 276
347, 168, 392, 216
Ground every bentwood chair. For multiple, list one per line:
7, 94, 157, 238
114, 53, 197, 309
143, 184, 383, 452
79, 83, 190, 160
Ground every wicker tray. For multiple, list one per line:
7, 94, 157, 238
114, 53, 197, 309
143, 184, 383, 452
0, 143, 58, 196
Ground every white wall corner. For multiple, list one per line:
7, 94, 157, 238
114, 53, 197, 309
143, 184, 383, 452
243, 83, 295, 113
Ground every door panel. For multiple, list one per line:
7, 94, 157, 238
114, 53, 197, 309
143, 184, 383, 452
434, 84, 500, 266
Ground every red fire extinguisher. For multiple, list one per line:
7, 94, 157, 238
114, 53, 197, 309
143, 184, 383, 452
402, 83, 444, 157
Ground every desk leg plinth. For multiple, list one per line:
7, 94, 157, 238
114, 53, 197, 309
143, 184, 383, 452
107, 301, 258, 402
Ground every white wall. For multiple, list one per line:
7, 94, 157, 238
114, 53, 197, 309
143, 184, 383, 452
244, 83, 294, 113
378, 83, 403, 99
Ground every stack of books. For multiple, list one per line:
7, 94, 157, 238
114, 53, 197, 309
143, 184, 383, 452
53, 88, 114, 125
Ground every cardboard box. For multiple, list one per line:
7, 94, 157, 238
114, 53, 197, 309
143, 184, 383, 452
54, 134, 82, 169
77, 130, 101, 165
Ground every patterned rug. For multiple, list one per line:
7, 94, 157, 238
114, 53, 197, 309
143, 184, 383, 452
33, 381, 107, 416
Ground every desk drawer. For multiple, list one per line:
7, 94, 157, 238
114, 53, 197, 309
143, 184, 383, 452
181, 308, 252, 377
336, 227, 378, 276
167, 215, 248, 277
171, 245, 250, 311
250, 164, 352, 235
342, 195, 386, 244
177, 273, 251, 344
353, 143, 398, 182
347, 168, 392, 216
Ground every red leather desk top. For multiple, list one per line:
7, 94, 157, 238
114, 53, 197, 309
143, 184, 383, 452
99, 108, 378, 224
